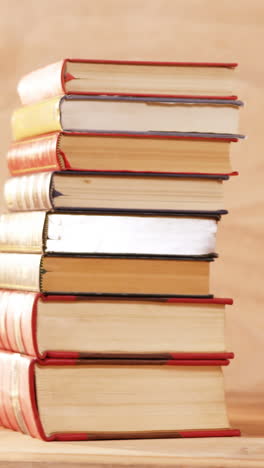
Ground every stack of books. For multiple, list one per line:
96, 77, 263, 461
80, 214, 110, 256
0, 59, 243, 441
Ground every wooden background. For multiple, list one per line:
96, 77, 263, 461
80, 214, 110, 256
0, 0, 263, 407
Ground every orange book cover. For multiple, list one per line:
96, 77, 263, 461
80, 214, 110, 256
7, 131, 239, 177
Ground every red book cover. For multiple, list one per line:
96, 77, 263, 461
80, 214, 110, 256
17, 59, 238, 105
0, 290, 234, 360
0, 350, 240, 441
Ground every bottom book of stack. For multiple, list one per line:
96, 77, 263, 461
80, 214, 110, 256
0, 352, 240, 441
0, 291, 240, 440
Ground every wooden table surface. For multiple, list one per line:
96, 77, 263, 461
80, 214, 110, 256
0, 397, 263, 468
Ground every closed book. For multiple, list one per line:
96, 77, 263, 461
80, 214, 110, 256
11, 95, 244, 142
0, 211, 219, 256
0, 291, 233, 359
7, 131, 239, 177
0, 350, 240, 440
0, 253, 213, 296
4, 171, 229, 214
17, 59, 238, 105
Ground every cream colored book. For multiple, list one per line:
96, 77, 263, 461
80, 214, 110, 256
0, 350, 239, 440
0, 212, 218, 256
4, 172, 228, 213
12, 95, 243, 141
0, 252, 212, 295
0, 290, 232, 358
17, 59, 238, 105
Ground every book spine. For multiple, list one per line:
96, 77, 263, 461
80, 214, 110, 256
0, 212, 46, 253
7, 133, 64, 176
0, 351, 44, 438
17, 61, 65, 105
12, 97, 62, 141
4, 173, 53, 212
0, 290, 39, 356
0, 253, 42, 291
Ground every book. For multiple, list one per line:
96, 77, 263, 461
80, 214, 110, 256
4, 172, 229, 214
0, 212, 219, 256
7, 131, 238, 177
0, 291, 233, 359
11, 96, 244, 142
0, 350, 240, 440
0, 253, 213, 296
17, 59, 238, 105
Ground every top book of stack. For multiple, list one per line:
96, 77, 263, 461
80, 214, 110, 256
17, 59, 238, 105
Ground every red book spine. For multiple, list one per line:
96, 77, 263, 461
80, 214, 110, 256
7, 133, 63, 176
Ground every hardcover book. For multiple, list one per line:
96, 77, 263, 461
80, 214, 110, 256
0, 291, 233, 359
17, 59, 238, 105
4, 171, 229, 214
7, 131, 238, 176
0, 351, 240, 440
0, 253, 213, 296
11, 95, 243, 142
0, 212, 219, 256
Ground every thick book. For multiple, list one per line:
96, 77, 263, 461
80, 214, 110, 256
7, 131, 239, 177
0, 253, 213, 296
11, 95, 244, 142
0, 212, 219, 256
0, 291, 233, 359
0, 351, 240, 440
4, 171, 229, 214
17, 59, 238, 105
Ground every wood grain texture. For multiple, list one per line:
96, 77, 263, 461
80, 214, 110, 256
0, 397, 263, 467
0, 0, 263, 400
